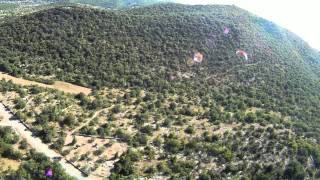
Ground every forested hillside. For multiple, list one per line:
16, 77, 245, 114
69, 0, 171, 8
0, 0, 171, 8
0, 3, 320, 179
0, 4, 319, 137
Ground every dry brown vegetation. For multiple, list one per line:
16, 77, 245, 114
0, 72, 91, 95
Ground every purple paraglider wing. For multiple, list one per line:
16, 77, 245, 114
45, 168, 53, 177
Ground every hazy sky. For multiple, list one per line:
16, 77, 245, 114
175, 0, 320, 50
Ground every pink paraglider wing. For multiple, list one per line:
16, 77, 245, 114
193, 52, 203, 63
236, 50, 248, 60
223, 27, 230, 35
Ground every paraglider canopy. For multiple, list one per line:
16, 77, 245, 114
186, 52, 204, 66
236, 50, 248, 61
193, 52, 203, 63
187, 57, 195, 66
45, 168, 53, 177
223, 27, 230, 35
168, 73, 176, 80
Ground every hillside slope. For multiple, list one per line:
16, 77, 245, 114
0, 4, 319, 137
0, 3, 320, 179
0, 0, 171, 8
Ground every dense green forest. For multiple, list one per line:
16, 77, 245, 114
0, 3, 320, 179
0, 4, 319, 139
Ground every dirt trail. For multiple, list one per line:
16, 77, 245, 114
72, 108, 107, 134
65, 107, 109, 145
0, 103, 86, 180
0, 72, 91, 95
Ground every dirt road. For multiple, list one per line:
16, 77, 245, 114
0, 103, 86, 180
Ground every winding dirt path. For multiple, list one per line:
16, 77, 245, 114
72, 108, 107, 134
65, 107, 109, 145
0, 103, 86, 180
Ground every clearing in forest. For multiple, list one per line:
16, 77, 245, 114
0, 72, 91, 95
0, 158, 20, 172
